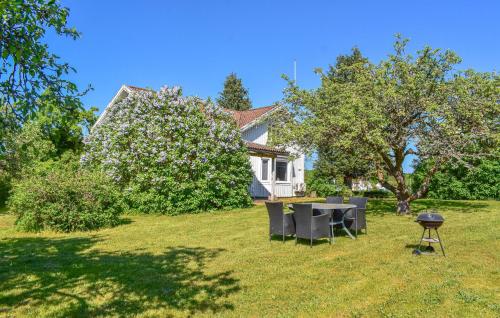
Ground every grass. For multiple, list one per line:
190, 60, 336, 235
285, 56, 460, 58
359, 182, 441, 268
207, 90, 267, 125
0, 199, 499, 317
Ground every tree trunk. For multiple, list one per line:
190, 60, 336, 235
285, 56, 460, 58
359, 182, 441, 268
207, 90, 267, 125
343, 175, 353, 190
396, 197, 411, 215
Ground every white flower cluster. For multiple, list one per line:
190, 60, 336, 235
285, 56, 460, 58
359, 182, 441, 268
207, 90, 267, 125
82, 85, 250, 197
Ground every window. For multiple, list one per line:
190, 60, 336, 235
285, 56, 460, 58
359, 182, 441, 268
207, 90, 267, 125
276, 161, 288, 182
261, 159, 269, 181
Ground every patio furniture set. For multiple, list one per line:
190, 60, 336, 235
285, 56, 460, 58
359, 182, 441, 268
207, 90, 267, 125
265, 196, 368, 247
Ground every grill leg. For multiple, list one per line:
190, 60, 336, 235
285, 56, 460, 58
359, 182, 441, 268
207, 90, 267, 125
417, 228, 426, 252
435, 228, 446, 257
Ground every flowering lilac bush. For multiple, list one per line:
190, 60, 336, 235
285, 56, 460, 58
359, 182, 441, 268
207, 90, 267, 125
82, 86, 253, 214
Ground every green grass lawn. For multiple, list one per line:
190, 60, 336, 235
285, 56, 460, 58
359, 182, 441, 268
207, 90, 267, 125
0, 199, 499, 317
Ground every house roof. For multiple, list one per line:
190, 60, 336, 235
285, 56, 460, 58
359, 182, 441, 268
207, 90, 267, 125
125, 85, 153, 92
225, 106, 276, 129
245, 141, 288, 156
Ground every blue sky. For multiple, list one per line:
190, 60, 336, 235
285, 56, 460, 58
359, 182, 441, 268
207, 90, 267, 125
48, 0, 499, 171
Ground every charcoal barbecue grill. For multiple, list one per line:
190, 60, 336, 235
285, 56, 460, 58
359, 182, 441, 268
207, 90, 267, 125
413, 211, 446, 256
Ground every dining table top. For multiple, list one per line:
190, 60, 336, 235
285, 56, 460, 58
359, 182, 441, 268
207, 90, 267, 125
288, 203, 357, 210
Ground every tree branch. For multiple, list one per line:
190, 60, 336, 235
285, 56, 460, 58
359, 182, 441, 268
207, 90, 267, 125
410, 158, 447, 201
375, 162, 397, 193
404, 148, 419, 156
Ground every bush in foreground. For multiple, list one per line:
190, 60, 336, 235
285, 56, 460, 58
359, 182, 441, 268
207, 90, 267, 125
8, 155, 125, 232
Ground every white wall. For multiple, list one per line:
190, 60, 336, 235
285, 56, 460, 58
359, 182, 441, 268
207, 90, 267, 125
242, 122, 268, 144
243, 120, 304, 197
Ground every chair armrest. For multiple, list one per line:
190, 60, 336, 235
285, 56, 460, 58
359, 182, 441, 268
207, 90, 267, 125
284, 212, 294, 218
343, 207, 357, 219
284, 212, 295, 223
312, 212, 330, 223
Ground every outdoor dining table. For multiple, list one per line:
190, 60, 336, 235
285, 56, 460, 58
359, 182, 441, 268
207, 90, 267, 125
288, 203, 358, 239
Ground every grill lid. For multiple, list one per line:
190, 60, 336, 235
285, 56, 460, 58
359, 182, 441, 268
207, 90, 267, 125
416, 213, 444, 222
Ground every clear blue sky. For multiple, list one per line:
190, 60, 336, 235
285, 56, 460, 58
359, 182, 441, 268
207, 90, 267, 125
48, 0, 499, 171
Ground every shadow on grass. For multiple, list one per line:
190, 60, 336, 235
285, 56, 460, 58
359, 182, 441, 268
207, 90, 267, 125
367, 199, 397, 216
412, 199, 489, 213
367, 199, 490, 216
295, 237, 332, 247
405, 243, 425, 249
269, 235, 331, 246
116, 217, 133, 226
269, 235, 296, 243
0, 236, 239, 316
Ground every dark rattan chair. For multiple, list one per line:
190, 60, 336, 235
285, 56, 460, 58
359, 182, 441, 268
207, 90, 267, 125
326, 196, 343, 204
265, 201, 295, 242
293, 203, 332, 247
345, 197, 368, 236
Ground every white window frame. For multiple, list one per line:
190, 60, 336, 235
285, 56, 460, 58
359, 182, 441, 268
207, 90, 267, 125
261, 158, 269, 182
275, 159, 289, 183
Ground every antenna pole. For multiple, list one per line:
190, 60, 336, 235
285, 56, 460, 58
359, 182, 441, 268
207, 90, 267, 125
293, 60, 297, 84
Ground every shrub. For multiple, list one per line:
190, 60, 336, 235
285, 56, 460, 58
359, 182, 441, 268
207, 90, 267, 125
8, 154, 125, 232
412, 157, 500, 200
82, 86, 253, 214
0, 171, 10, 208
0, 121, 57, 206
306, 171, 343, 197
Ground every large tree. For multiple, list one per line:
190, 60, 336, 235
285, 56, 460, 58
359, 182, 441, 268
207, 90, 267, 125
314, 145, 374, 190
0, 0, 86, 148
277, 36, 499, 214
314, 48, 374, 188
216, 73, 252, 110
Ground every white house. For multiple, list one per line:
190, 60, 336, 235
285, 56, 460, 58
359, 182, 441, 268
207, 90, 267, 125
95, 85, 305, 199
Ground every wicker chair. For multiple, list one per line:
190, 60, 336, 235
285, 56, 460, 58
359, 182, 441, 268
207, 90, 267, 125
345, 197, 368, 236
293, 203, 332, 247
265, 201, 295, 242
326, 196, 343, 204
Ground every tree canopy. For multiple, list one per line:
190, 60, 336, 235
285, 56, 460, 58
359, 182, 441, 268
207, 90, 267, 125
412, 154, 500, 200
216, 73, 252, 110
312, 48, 374, 188
0, 0, 87, 146
276, 36, 499, 214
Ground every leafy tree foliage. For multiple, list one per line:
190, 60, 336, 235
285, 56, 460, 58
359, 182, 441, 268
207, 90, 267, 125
313, 48, 374, 188
0, 0, 86, 147
314, 145, 374, 189
0, 95, 96, 206
216, 73, 252, 110
325, 47, 368, 82
412, 155, 500, 200
83, 86, 253, 214
276, 36, 499, 214
0, 121, 56, 179
305, 169, 343, 197
33, 92, 97, 155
